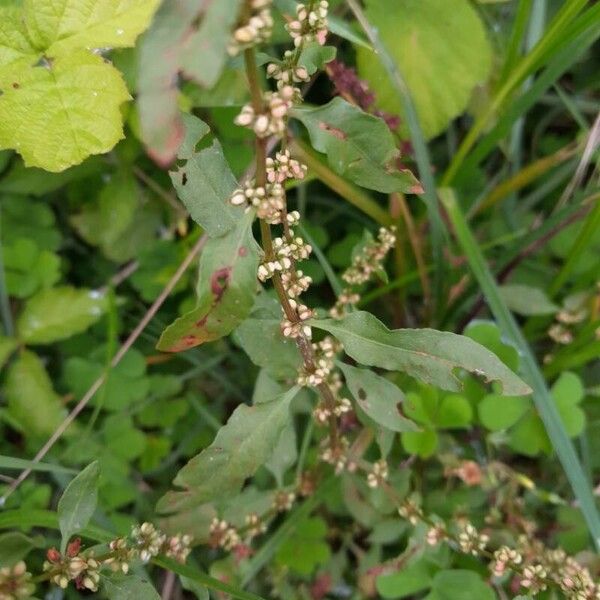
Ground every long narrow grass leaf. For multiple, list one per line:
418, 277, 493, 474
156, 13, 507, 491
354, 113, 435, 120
440, 188, 600, 550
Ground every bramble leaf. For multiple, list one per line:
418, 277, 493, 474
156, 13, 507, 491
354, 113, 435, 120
291, 97, 422, 194
0, 52, 130, 172
156, 211, 260, 352
157, 387, 298, 513
312, 311, 531, 395
0, 6, 39, 73
23, 0, 160, 56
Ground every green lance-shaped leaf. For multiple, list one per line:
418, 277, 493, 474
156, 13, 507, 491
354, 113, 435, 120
5, 350, 66, 438
356, 0, 492, 140
17, 286, 108, 345
312, 311, 531, 396
169, 114, 240, 237
157, 211, 260, 352
23, 0, 160, 56
157, 387, 299, 514
291, 97, 422, 194
338, 362, 418, 432
58, 461, 100, 552
0, 51, 131, 172
103, 574, 161, 600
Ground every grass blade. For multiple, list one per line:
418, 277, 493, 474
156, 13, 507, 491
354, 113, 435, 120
0, 455, 76, 475
549, 197, 600, 296
440, 188, 600, 550
443, 0, 593, 184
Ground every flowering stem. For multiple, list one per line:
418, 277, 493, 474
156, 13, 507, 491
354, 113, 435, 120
242, 46, 340, 448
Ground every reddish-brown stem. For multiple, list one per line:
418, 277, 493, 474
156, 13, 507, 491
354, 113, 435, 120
243, 47, 339, 447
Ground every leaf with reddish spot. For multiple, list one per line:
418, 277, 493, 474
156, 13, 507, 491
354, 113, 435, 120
138, 0, 242, 164
291, 97, 421, 194
138, 0, 204, 165
180, 0, 244, 88
156, 210, 260, 352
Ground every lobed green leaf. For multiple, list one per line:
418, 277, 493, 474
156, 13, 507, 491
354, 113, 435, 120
312, 311, 531, 395
157, 387, 298, 513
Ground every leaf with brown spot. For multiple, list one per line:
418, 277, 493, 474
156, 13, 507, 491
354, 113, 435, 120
156, 211, 260, 352
291, 97, 421, 194
168, 114, 240, 238
338, 361, 418, 433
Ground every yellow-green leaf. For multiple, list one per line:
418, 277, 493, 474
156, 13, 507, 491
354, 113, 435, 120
357, 0, 492, 139
17, 286, 107, 344
24, 0, 160, 56
5, 350, 66, 437
0, 51, 130, 171
0, 6, 39, 72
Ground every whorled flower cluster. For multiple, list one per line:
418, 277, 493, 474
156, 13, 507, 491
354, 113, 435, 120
228, 0, 274, 56
285, 1, 329, 47
367, 459, 389, 488
209, 489, 298, 552
401, 497, 600, 600
235, 86, 298, 138
267, 52, 310, 89
40, 524, 191, 594
0, 561, 35, 600
331, 226, 397, 318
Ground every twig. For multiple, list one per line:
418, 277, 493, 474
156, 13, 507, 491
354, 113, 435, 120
0, 234, 207, 505
99, 260, 140, 294
555, 111, 600, 210
133, 165, 186, 217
